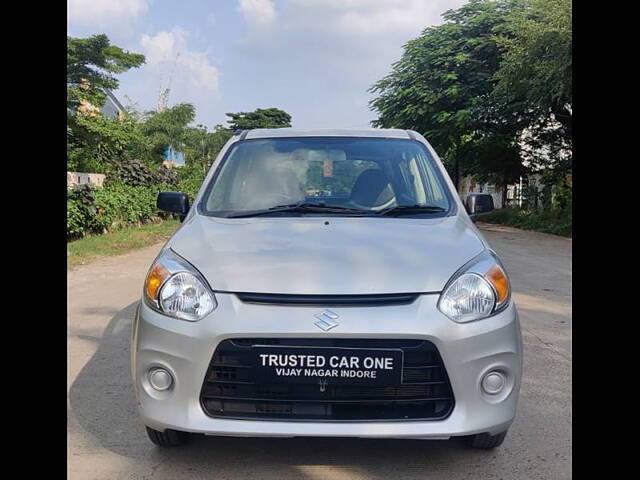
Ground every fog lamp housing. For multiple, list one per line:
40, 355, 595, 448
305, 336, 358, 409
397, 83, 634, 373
148, 367, 173, 391
481, 370, 506, 395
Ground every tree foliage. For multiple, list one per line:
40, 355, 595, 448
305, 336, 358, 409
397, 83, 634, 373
493, 0, 572, 186
460, 133, 522, 188
67, 114, 148, 173
369, 0, 571, 198
225, 108, 292, 130
493, 0, 572, 133
139, 103, 196, 163
182, 124, 233, 172
369, 0, 524, 187
67, 34, 145, 111
67, 34, 148, 173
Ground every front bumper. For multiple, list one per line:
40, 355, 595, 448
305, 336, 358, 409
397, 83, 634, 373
131, 294, 522, 439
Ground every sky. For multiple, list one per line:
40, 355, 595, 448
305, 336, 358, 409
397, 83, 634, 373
67, 0, 466, 130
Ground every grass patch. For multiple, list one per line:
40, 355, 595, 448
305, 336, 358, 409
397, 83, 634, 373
476, 207, 572, 238
68, 220, 180, 269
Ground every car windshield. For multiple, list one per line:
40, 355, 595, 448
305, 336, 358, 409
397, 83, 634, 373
201, 137, 452, 217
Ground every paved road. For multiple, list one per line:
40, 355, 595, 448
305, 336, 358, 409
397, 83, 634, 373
68, 223, 571, 479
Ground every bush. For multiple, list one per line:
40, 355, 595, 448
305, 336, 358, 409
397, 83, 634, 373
105, 157, 156, 187
176, 163, 207, 201
67, 198, 86, 238
177, 176, 204, 201
154, 164, 179, 186
67, 184, 98, 236
476, 207, 572, 237
105, 157, 178, 188
67, 183, 174, 240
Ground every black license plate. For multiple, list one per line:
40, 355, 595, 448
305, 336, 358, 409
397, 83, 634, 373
252, 346, 404, 386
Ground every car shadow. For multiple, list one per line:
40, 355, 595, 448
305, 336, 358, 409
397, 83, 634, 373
68, 302, 509, 479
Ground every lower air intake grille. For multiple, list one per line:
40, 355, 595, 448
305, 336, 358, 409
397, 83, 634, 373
199, 338, 455, 421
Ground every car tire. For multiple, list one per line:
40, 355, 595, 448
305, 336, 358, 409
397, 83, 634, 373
145, 426, 189, 447
465, 430, 508, 449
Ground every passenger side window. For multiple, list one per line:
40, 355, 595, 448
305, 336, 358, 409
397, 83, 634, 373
400, 151, 447, 208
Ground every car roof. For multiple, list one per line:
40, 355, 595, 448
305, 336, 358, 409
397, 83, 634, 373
243, 128, 413, 140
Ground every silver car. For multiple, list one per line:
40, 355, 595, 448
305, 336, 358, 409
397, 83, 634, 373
132, 128, 522, 449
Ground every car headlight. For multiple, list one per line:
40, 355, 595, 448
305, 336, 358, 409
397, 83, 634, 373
437, 250, 510, 323
143, 248, 217, 321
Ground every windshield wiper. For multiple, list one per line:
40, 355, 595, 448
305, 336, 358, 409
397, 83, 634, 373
377, 204, 446, 216
226, 202, 373, 218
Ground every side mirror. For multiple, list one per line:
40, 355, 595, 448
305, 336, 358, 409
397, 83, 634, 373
157, 191, 190, 221
465, 193, 494, 216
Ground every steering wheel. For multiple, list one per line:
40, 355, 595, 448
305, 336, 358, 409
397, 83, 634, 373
350, 193, 396, 211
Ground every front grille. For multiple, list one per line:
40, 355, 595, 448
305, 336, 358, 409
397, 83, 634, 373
234, 292, 420, 306
200, 338, 455, 421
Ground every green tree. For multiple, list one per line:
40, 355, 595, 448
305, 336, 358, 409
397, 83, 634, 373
68, 34, 147, 173
493, 0, 572, 135
459, 132, 524, 205
183, 124, 233, 173
493, 0, 572, 193
225, 108, 292, 130
369, 0, 524, 189
140, 103, 196, 164
67, 114, 148, 173
67, 34, 145, 111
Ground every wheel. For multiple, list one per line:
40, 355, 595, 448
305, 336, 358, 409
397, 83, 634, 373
145, 426, 189, 447
465, 430, 508, 449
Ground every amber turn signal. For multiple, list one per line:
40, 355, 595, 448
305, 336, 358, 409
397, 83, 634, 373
145, 263, 170, 301
487, 264, 509, 304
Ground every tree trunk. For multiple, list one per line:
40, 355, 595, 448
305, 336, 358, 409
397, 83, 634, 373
454, 155, 460, 192
453, 141, 461, 192
553, 104, 572, 138
502, 170, 508, 208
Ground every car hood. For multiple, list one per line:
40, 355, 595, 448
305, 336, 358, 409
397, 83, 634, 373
169, 214, 486, 295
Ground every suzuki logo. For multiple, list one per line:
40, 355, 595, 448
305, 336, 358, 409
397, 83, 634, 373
314, 310, 339, 331
318, 379, 328, 392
